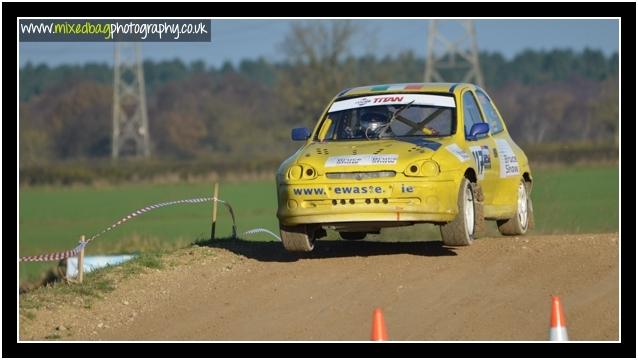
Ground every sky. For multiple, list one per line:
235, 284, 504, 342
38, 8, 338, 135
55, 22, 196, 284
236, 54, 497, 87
19, 19, 619, 68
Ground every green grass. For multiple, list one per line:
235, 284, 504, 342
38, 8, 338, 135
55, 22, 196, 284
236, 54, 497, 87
135, 252, 164, 269
24, 311, 36, 320
19, 249, 169, 315
530, 165, 619, 233
19, 180, 277, 284
19, 166, 618, 284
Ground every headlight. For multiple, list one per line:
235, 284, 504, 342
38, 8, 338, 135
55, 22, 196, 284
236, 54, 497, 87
288, 165, 303, 180
406, 163, 421, 176
287, 164, 317, 180
404, 160, 439, 177
421, 160, 440, 176
300, 164, 318, 179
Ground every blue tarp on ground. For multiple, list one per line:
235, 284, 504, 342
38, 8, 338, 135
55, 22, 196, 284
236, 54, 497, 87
66, 254, 137, 278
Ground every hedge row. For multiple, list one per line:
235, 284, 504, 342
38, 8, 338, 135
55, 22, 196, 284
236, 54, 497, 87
523, 143, 618, 164
19, 143, 618, 186
19, 157, 281, 186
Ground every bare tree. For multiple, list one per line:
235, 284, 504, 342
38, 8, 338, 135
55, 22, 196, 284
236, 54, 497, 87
281, 20, 358, 67
278, 20, 359, 127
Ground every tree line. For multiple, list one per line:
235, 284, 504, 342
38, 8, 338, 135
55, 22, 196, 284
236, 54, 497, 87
19, 23, 618, 168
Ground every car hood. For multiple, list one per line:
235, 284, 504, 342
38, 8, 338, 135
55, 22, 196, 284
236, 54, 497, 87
295, 138, 445, 173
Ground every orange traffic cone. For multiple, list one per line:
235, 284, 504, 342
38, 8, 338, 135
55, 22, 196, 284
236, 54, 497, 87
371, 308, 388, 341
549, 295, 568, 341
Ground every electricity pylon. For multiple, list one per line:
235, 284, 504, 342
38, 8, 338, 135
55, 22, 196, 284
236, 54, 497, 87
424, 20, 484, 88
112, 43, 150, 158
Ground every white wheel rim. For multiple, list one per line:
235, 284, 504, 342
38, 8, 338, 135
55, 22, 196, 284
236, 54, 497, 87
464, 184, 474, 236
517, 182, 528, 228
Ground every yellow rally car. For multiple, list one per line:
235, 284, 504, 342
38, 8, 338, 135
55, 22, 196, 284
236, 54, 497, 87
276, 83, 533, 252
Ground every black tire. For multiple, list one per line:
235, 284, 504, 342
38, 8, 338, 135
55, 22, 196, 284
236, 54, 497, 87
440, 178, 476, 246
497, 180, 533, 236
280, 224, 315, 252
339, 232, 367, 241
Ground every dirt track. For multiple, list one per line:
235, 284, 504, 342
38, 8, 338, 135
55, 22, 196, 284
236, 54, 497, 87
20, 233, 619, 341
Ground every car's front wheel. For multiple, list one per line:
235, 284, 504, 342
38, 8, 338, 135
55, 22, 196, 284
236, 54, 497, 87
440, 178, 476, 246
280, 224, 316, 252
497, 180, 533, 235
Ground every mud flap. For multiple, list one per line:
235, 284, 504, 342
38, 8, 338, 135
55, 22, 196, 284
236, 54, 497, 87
525, 182, 535, 231
473, 183, 486, 238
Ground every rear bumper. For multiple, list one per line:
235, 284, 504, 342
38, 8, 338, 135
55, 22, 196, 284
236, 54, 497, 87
277, 179, 460, 226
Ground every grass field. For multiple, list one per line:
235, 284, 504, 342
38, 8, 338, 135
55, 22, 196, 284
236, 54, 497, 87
529, 166, 619, 233
19, 165, 619, 284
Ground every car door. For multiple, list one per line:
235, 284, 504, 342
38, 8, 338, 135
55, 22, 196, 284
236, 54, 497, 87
460, 90, 500, 209
475, 88, 521, 215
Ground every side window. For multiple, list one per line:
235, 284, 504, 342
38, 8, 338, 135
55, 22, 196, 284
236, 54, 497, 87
476, 90, 504, 134
462, 92, 484, 136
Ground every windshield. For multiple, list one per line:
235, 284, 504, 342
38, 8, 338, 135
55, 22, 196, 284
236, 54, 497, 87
317, 94, 456, 141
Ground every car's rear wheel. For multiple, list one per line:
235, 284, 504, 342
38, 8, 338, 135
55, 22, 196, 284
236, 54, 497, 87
280, 224, 316, 252
440, 178, 476, 246
339, 232, 367, 241
497, 180, 533, 235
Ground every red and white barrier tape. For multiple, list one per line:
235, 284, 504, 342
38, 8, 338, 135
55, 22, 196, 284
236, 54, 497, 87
242, 228, 281, 242
19, 241, 87, 262
19, 197, 236, 262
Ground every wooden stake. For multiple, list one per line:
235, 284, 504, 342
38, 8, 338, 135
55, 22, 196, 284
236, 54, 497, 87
211, 183, 219, 240
78, 235, 85, 283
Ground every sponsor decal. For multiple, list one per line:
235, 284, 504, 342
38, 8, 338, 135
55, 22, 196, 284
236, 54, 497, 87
446, 144, 470, 162
355, 97, 371, 106
481, 146, 492, 169
325, 154, 398, 167
372, 96, 404, 103
292, 187, 325, 196
401, 184, 414, 193
333, 185, 384, 195
495, 139, 520, 177
329, 93, 455, 113
470, 145, 492, 179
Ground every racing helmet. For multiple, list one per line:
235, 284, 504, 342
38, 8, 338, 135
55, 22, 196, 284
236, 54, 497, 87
359, 109, 390, 133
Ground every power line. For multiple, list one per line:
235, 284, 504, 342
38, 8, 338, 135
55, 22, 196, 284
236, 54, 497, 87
112, 43, 151, 159
424, 20, 484, 87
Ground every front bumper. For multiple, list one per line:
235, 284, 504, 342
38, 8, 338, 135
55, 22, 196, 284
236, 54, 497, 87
277, 178, 460, 226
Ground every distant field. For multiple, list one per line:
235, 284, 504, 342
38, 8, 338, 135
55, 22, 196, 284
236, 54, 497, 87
529, 165, 619, 233
19, 165, 619, 283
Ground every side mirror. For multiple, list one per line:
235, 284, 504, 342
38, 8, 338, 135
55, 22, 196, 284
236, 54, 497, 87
467, 123, 490, 141
291, 127, 310, 141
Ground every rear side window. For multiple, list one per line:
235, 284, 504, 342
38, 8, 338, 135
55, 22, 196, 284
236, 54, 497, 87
476, 90, 504, 134
462, 92, 484, 136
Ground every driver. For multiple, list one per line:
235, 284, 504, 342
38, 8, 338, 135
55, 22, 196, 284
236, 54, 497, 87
358, 109, 391, 138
